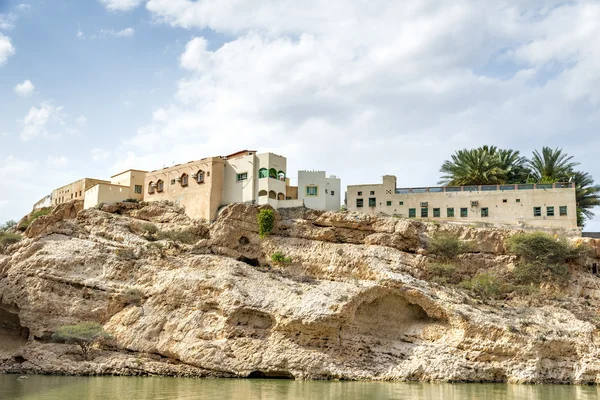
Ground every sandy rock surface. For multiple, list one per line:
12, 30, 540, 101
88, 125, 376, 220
1, 201, 599, 383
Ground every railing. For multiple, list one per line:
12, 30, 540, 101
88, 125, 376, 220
394, 182, 573, 194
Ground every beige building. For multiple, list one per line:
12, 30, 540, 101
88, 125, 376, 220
52, 178, 110, 206
83, 169, 147, 210
143, 157, 225, 221
32, 195, 51, 210
298, 170, 341, 211
347, 175, 578, 230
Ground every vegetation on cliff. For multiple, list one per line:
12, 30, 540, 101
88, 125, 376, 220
52, 322, 112, 360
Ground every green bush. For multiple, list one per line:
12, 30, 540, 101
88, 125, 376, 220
51, 322, 112, 359
459, 273, 503, 299
157, 229, 199, 244
271, 252, 292, 265
508, 232, 578, 284
140, 223, 158, 235
0, 220, 17, 232
507, 232, 579, 265
513, 262, 569, 285
18, 208, 51, 230
258, 209, 275, 238
0, 231, 22, 249
428, 233, 472, 259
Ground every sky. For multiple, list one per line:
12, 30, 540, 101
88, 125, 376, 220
0, 0, 599, 230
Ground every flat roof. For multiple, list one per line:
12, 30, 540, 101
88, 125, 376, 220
111, 169, 149, 178
224, 149, 257, 159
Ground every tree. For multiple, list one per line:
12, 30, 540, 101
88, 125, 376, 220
439, 146, 529, 186
572, 171, 600, 227
0, 220, 17, 232
527, 146, 579, 183
52, 322, 112, 359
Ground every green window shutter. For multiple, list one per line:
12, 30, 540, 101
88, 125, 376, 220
421, 208, 428, 218
533, 207, 542, 217
559, 206, 567, 216
547, 206, 555, 217
447, 208, 454, 217
368, 198, 376, 207
460, 208, 468, 217
481, 207, 489, 217
433, 208, 440, 217
386, 201, 392, 206
409, 208, 416, 218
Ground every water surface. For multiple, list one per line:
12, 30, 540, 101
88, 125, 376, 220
1, 375, 599, 400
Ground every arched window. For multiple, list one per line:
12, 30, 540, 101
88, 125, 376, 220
148, 181, 155, 194
258, 190, 268, 196
196, 170, 205, 184
278, 171, 286, 181
156, 180, 164, 192
278, 193, 285, 200
181, 173, 189, 187
258, 168, 268, 179
269, 190, 277, 199
269, 168, 277, 179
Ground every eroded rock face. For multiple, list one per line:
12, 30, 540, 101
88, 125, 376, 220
0, 202, 599, 383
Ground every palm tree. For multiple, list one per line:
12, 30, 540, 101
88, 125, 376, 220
439, 146, 528, 186
496, 148, 530, 183
573, 171, 600, 227
527, 147, 579, 183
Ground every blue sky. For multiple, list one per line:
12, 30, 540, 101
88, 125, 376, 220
1, 0, 599, 231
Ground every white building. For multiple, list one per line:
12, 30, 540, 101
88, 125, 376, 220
298, 170, 341, 211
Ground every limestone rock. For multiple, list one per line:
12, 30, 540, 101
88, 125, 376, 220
0, 202, 599, 383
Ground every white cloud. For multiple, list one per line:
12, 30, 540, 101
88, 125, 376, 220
107, 0, 600, 227
91, 28, 135, 39
0, 155, 38, 178
75, 115, 87, 127
90, 148, 111, 161
17, 4, 31, 11
0, 33, 15, 66
77, 29, 85, 40
99, 0, 144, 12
0, 13, 16, 30
47, 156, 69, 168
19, 103, 66, 141
14, 79, 35, 97
99, 27, 135, 38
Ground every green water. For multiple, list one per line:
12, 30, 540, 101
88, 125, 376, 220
0, 376, 599, 400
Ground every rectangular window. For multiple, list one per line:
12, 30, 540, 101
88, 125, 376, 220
386, 201, 392, 206
421, 208, 428, 218
409, 208, 416, 218
368, 198, 376, 207
460, 208, 468, 217
447, 208, 454, 217
171, 179, 176, 185
79, 191, 82, 196
306, 186, 318, 196
399, 201, 404, 205
559, 206, 567, 216
433, 208, 440, 217
481, 207, 489, 217
356, 198, 363, 208
547, 206, 555, 217
533, 207, 542, 217
331, 191, 335, 196
502, 199, 507, 203
370, 191, 375, 195
516, 199, 521, 203
357, 191, 362, 196
236, 173, 248, 182
134, 185, 142, 194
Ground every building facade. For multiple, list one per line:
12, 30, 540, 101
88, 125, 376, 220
83, 170, 147, 210
52, 178, 110, 206
297, 170, 341, 211
347, 175, 578, 229
143, 157, 225, 221
32, 195, 51, 210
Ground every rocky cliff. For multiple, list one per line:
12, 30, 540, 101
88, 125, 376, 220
1, 201, 600, 383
